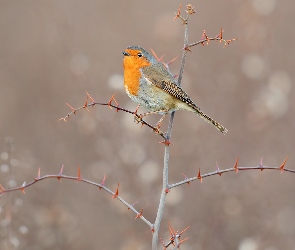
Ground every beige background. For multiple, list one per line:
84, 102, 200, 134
0, 0, 295, 249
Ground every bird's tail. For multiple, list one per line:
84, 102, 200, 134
194, 108, 228, 134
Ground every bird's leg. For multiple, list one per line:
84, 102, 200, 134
139, 110, 169, 130
155, 113, 168, 130
133, 104, 143, 124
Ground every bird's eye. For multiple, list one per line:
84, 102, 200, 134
137, 52, 143, 57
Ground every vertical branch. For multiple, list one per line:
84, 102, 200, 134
152, 6, 191, 249
152, 113, 174, 250
177, 13, 190, 85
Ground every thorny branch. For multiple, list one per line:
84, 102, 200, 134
59, 92, 168, 141
0, 4, 268, 250
0, 158, 292, 249
0, 166, 153, 229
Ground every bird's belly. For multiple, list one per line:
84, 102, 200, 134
126, 84, 177, 112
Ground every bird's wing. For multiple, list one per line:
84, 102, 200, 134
143, 65, 200, 111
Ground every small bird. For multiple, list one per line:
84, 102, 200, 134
122, 45, 227, 134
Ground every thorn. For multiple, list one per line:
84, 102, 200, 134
159, 139, 172, 146
34, 167, 41, 180
86, 91, 95, 103
112, 182, 119, 198
108, 94, 118, 110
181, 173, 190, 186
179, 237, 189, 245
183, 45, 192, 52
58, 117, 67, 122
150, 48, 162, 63
259, 158, 263, 167
197, 168, 202, 183
59, 165, 64, 175
99, 174, 106, 190
0, 184, 5, 193
135, 208, 143, 219
77, 167, 82, 181
128, 200, 139, 210
234, 157, 239, 173
21, 181, 26, 194
179, 225, 190, 235
259, 158, 264, 171
57, 165, 64, 182
83, 97, 90, 112
279, 157, 288, 173
167, 56, 178, 66
66, 102, 76, 112
186, 4, 195, 15
216, 162, 222, 176
219, 27, 223, 40
174, 4, 182, 20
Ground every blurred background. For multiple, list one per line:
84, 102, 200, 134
0, 0, 295, 249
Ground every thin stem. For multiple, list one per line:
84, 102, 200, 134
152, 113, 175, 249
152, 10, 190, 249
177, 14, 190, 85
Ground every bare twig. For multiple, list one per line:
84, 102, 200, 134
0, 167, 153, 229
152, 4, 194, 250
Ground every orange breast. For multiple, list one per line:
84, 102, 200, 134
123, 59, 141, 96
123, 50, 151, 96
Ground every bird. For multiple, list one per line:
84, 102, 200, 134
122, 45, 227, 134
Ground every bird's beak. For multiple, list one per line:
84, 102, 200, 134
122, 51, 130, 56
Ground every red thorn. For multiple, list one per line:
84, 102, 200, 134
167, 56, 178, 66
183, 45, 192, 52
181, 173, 190, 186
150, 48, 162, 62
197, 168, 202, 183
279, 157, 288, 173
77, 167, 82, 181
159, 140, 172, 146
108, 94, 118, 110
57, 165, 64, 182
179, 225, 190, 235
219, 27, 223, 40
83, 98, 90, 112
59, 165, 64, 175
259, 158, 263, 167
112, 182, 119, 198
86, 91, 95, 103
21, 182, 26, 194
66, 103, 76, 112
99, 174, 106, 190
34, 167, 41, 180
216, 162, 222, 176
135, 208, 143, 219
128, 200, 139, 210
234, 157, 239, 173
259, 158, 264, 171
58, 117, 67, 122
0, 184, 5, 193
174, 3, 182, 20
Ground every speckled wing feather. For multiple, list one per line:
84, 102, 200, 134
142, 64, 201, 111
142, 63, 228, 134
